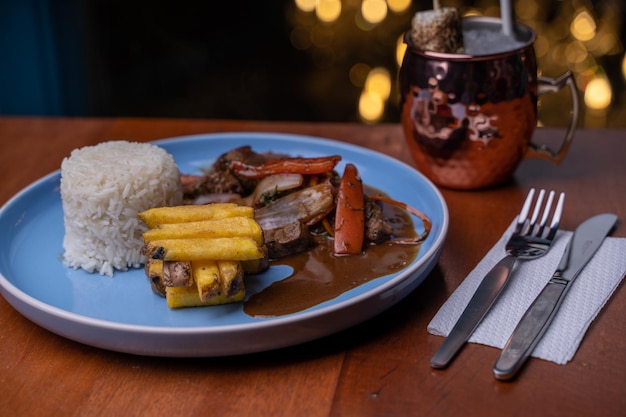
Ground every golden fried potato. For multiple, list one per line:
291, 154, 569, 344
142, 237, 265, 262
217, 260, 244, 298
165, 283, 245, 308
145, 259, 165, 297
142, 216, 263, 245
138, 203, 254, 228
192, 259, 222, 302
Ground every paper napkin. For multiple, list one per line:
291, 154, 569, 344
428, 219, 626, 365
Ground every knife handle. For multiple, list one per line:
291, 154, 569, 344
430, 255, 516, 369
493, 279, 569, 380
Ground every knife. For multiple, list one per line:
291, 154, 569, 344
493, 213, 617, 381
430, 256, 516, 369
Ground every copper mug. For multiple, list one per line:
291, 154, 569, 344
399, 17, 579, 189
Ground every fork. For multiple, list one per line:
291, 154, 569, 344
430, 188, 565, 369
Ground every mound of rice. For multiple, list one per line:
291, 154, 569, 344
61, 140, 183, 277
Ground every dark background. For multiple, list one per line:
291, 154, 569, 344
1, 0, 624, 126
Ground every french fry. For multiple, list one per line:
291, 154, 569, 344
192, 259, 222, 302
217, 260, 244, 298
138, 203, 254, 228
165, 284, 245, 308
142, 216, 263, 245
142, 237, 265, 262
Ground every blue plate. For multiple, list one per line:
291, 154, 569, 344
0, 132, 448, 357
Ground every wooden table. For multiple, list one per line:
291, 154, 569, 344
1, 117, 624, 417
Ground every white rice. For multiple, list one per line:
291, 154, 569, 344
61, 140, 183, 277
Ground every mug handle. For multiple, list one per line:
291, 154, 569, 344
526, 71, 580, 163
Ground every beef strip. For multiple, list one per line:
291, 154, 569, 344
365, 198, 393, 243
162, 261, 192, 287
264, 222, 311, 259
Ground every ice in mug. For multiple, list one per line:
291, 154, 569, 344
462, 27, 526, 55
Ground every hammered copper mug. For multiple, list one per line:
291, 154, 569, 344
399, 17, 579, 189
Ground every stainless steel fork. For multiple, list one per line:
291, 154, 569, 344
430, 188, 565, 369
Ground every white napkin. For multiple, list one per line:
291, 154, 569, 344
428, 219, 626, 365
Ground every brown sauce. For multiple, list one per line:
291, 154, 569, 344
243, 201, 421, 317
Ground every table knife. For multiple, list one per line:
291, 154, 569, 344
493, 213, 617, 380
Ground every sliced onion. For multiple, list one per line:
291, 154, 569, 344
255, 183, 335, 230
191, 193, 244, 205
249, 174, 304, 206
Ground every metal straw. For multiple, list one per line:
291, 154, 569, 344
500, 0, 513, 36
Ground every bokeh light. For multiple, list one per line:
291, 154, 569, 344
571, 10, 597, 42
387, 0, 411, 14
295, 0, 316, 13
364, 67, 391, 101
359, 91, 385, 123
359, 67, 391, 122
361, 0, 387, 24
584, 76, 612, 110
396, 33, 407, 66
316, 0, 342, 23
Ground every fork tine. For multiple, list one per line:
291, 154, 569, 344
536, 190, 555, 236
546, 192, 565, 240
515, 188, 536, 234
527, 189, 546, 235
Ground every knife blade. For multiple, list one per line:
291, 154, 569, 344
493, 213, 617, 380
430, 255, 516, 368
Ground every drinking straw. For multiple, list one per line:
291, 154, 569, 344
500, 0, 513, 36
